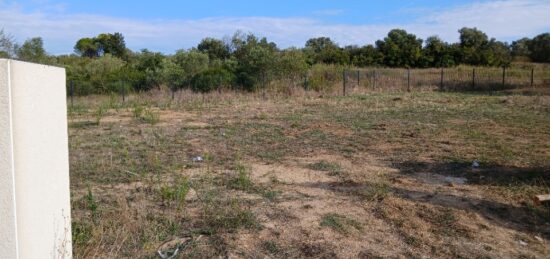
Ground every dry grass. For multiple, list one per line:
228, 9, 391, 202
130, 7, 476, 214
69, 87, 550, 258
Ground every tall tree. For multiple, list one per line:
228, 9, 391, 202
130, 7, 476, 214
485, 39, 511, 66
197, 38, 230, 61
376, 29, 423, 67
0, 29, 17, 58
458, 27, 489, 65
74, 33, 127, 59
528, 33, 550, 62
230, 33, 279, 90
305, 37, 348, 65
130, 49, 165, 90
421, 36, 456, 67
74, 37, 100, 58
96, 33, 127, 59
511, 37, 531, 60
17, 37, 48, 63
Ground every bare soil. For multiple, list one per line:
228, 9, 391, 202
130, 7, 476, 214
69, 90, 550, 258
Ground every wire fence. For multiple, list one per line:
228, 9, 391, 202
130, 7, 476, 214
67, 66, 550, 105
339, 66, 549, 94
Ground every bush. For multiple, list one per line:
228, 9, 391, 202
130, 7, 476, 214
307, 64, 345, 91
191, 67, 234, 92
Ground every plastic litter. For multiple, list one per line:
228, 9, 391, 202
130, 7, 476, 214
472, 160, 480, 168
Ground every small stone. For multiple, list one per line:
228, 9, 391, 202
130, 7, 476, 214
518, 240, 527, 246
534, 236, 543, 242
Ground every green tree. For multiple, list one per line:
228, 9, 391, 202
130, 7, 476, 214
421, 36, 456, 67
485, 39, 511, 66
305, 37, 348, 65
84, 54, 126, 93
74, 33, 127, 59
74, 38, 100, 58
129, 49, 165, 90
458, 27, 489, 65
511, 37, 531, 60
172, 50, 209, 77
17, 37, 48, 64
0, 29, 17, 58
275, 48, 309, 79
346, 45, 382, 67
376, 29, 423, 67
96, 32, 127, 59
191, 68, 234, 92
528, 33, 550, 62
197, 38, 230, 61
231, 32, 278, 90
161, 58, 186, 90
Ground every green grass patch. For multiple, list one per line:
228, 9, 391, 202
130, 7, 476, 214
308, 161, 343, 176
320, 213, 363, 234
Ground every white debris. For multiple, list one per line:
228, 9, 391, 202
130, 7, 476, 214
192, 156, 203, 162
518, 240, 527, 246
534, 236, 543, 242
472, 160, 480, 168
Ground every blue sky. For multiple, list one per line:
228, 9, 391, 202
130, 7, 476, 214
1, 0, 549, 54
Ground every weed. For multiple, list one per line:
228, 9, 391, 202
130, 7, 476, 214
142, 109, 160, 125
309, 161, 343, 176
132, 104, 160, 124
85, 187, 98, 221
160, 177, 190, 209
405, 235, 420, 246
262, 240, 280, 255
71, 221, 93, 246
262, 190, 280, 201
320, 213, 362, 234
200, 197, 260, 234
255, 112, 268, 120
94, 105, 106, 125
229, 165, 254, 192
357, 182, 391, 202
132, 104, 144, 119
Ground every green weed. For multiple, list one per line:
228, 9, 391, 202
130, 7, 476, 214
320, 213, 362, 234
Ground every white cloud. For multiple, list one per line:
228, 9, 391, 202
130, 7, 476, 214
0, 0, 548, 54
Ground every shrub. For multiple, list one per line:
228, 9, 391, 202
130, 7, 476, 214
307, 64, 345, 92
191, 67, 234, 92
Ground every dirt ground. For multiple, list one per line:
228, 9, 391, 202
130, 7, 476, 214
68, 89, 550, 258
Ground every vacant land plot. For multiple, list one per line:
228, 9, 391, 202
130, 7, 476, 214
68, 90, 549, 258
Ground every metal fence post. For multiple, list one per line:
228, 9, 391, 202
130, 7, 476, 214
472, 68, 476, 90
171, 86, 175, 100
357, 70, 360, 87
440, 68, 444, 91
407, 68, 411, 92
304, 74, 308, 90
121, 81, 125, 102
69, 81, 74, 107
531, 68, 534, 88
343, 69, 346, 96
374, 70, 377, 90
502, 66, 506, 88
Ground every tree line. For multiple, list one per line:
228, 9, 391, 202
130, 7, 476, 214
0, 27, 549, 94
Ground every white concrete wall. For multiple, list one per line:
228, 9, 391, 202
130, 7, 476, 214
0, 59, 19, 259
0, 59, 72, 258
